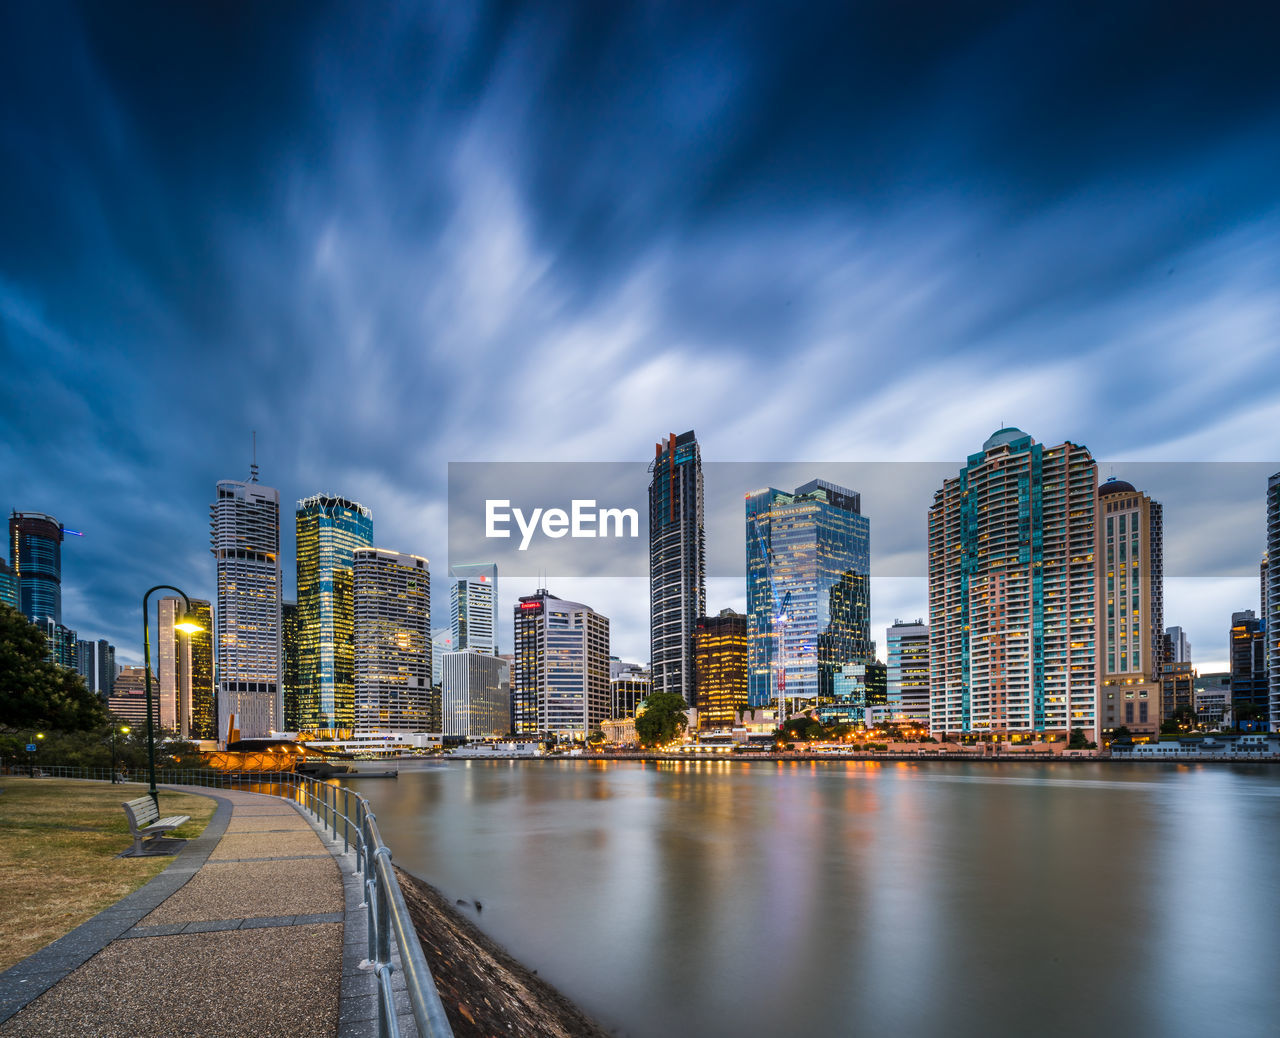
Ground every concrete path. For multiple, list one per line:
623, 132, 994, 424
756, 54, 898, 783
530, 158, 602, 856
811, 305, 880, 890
0, 784, 407, 1038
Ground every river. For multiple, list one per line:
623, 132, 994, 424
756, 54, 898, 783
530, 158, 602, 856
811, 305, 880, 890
346, 760, 1280, 1038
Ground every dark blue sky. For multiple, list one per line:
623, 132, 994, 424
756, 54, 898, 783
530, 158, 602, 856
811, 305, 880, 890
2, 1, 1278, 667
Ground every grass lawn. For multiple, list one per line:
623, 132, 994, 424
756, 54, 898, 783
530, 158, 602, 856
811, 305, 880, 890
0, 777, 216, 972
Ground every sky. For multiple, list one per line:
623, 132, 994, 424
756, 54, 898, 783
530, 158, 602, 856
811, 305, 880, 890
2, 0, 1278, 672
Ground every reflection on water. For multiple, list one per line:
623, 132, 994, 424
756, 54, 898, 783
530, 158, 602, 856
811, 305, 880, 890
347, 761, 1280, 1038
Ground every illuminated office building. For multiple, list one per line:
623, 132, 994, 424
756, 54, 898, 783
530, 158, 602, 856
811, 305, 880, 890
9, 511, 68, 623
819, 661, 888, 727
157, 597, 214, 739
746, 480, 871, 709
1096, 478, 1164, 741
694, 610, 748, 730
512, 589, 610, 739
441, 650, 511, 737
611, 671, 651, 719
353, 548, 432, 733
886, 620, 930, 725
1268, 472, 1280, 732
450, 563, 498, 655
0, 558, 16, 610
928, 429, 1099, 742
107, 666, 151, 726
1229, 610, 1268, 719
211, 477, 284, 741
649, 430, 705, 706
282, 600, 300, 730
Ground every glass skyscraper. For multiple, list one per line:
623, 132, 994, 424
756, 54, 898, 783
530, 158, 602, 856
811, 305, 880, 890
1268, 471, 1279, 733
9, 511, 64, 623
449, 562, 498, 655
649, 430, 705, 706
0, 557, 17, 610
296, 493, 373, 732
353, 548, 432, 732
746, 480, 871, 709
694, 609, 748, 729
157, 597, 215, 740
282, 600, 300, 730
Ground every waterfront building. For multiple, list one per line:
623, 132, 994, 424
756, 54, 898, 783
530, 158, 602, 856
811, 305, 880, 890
296, 494, 374, 732
431, 628, 455, 687
449, 563, 498, 655
928, 429, 1099, 742
107, 666, 152, 726
157, 597, 215, 739
818, 661, 888, 727
352, 548, 432, 733
1096, 478, 1164, 741
441, 649, 511, 737
211, 477, 284, 741
611, 672, 651, 719
512, 589, 610, 739
9, 511, 65, 623
1165, 626, 1191, 665
0, 558, 17, 610
1195, 671, 1232, 728
649, 430, 706, 706
746, 479, 871, 709
886, 620, 930, 725
1268, 472, 1280, 732
1161, 661, 1196, 721
35, 616, 77, 670
282, 600, 300, 730
1228, 610, 1268, 720
694, 609, 748, 730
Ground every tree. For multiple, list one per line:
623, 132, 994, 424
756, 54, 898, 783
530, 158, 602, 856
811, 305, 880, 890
0, 603, 105, 733
780, 717, 826, 742
635, 692, 689, 747
1068, 727, 1090, 749
586, 728, 606, 750
1160, 705, 1196, 735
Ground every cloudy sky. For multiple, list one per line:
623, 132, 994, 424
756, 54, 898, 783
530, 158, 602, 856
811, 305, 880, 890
2, 1, 1278, 671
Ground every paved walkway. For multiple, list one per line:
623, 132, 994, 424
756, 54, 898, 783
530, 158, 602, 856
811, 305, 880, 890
0, 785, 411, 1038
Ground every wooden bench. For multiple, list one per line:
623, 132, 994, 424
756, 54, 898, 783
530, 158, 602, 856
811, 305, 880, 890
122, 796, 190, 855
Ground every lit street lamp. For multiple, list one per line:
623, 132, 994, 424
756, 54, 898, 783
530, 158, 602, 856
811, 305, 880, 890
142, 585, 204, 808
111, 725, 131, 783
27, 731, 44, 776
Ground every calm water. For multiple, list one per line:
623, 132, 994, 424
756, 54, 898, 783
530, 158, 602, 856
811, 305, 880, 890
347, 761, 1280, 1038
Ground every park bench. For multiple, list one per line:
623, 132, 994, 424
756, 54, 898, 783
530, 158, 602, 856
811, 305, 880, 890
122, 796, 189, 855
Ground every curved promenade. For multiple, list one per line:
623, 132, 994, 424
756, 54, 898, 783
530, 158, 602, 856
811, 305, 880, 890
0, 785, 405, 1038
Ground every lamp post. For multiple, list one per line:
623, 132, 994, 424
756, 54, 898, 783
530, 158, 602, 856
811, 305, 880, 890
27, 731, 44, 777
111, 725, 131, 783
142, 585, 204, 809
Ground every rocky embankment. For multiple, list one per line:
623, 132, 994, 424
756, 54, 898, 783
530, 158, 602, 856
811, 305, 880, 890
396, 867, 611, 1037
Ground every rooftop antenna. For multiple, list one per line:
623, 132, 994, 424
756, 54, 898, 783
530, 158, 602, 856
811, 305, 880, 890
250, 431, 259, 483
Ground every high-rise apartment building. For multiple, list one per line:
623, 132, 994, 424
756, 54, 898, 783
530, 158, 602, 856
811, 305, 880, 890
1228, 609, 1268, 720
886, 620, 930, 726
694, 609, 748, 730
649, 430, 705, 706
352, 548, 432, 732
1096, 478, 1164, 741
1268, 472, 1279, 732
9, 511, 65, 623
211, 477, 284, 741
441, 650, 511, 737
157, 597, 215, 739
449, 563, 498, 655
512, 589, 610, 739
282, 600, 300, 730
746, 479, 871, 709
928, 428, 1099, 742
296, 494, 373, 732
1165, 626, 1191, 665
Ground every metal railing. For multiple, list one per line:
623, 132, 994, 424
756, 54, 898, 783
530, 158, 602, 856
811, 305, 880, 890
19, 764, 454, 1038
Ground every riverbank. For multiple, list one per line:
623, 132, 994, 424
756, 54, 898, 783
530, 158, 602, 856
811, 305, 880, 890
574, 751, 1280, 764
396, 867, 610, 1038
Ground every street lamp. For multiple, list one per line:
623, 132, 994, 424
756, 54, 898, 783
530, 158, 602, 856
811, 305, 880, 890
111, 725, 131, 783
142, 585, 204, 808
27, 731, 44, 777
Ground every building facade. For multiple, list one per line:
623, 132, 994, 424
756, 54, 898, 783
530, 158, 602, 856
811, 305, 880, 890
352, 548, 431, 733
649, 430, 706, 706
1161, 661, 1196, 721
818, 661, 888, 727
886, 620, 930, 726
1268, 472, 1280, 732
611, 673, 651, 719
746, 479, 871, 709
512, 589, 610, 739
9, 511, 64, 623
0, 558, 17, 610
1165, 626, 1191, 665
296, 494, 374, 732
156, 597, 215, 739
449, 563, 498, 655
107, 666, 152, 726
1229, 610, 1268, 720
928, 428, 1099, 742
211, 478, 284, 741
694, 609, 748, 730
441, 650, 511, 737
282, 600, 300, 730
35, 616, 77, 670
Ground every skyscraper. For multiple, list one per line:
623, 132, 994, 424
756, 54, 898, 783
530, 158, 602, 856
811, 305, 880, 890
430, 627, 454, 687
512, 589, 610, 740
157, 597, 215, 739
649, 430, 705, 706
75, 639, 96, 689
282, 600, 300, 730
886, 620, 930, 726
746, 479, 871, 709
1268, 472, 1279, 733
694, 610, 748, 729
1228, 610, 1268, 720
928, 428, 1099, 743
296, 494, 374, 732
211, 477, 284, 741
35, 616, 77, 670
449, 563, 498, 655
1164, 626, 1191, 665
1096, 478, 1164, 741
0, 557, 17, 610
352, 548, 432, 733
97, 638, 116, 698
441, 650, 511, 737
9, 511, 65, 623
